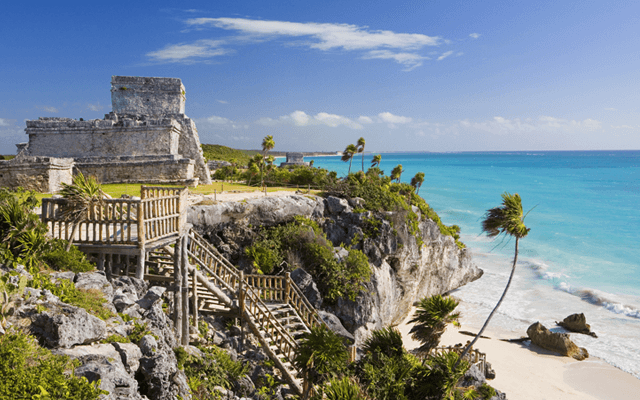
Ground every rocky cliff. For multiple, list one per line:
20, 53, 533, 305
188, 194, 482, 344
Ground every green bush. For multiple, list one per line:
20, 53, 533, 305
0, 332, 106, 399
294, 325, 349, 387
42, 239, 95, 273
175, 345, 249, 398
312, 376, 367, 400
28, 273, 115, 321
244, 218, 370, 303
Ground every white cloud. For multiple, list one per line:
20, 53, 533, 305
358, 116, 373, 124
611, 125, 635, 129
459, 116, 602, 135
0, 118, 10, 126
314, 112, 362, 129
437, 50, 454, 61
469, 33, 481, 39
179, 17, 443, 69
203, 115, 233, 125
216, 100, 228, 104
378, 112, 412, 124
258, 110, 362, 129
604, 107, 616, 111
147, 39, 231, 63
362, 50, 427, 71
87, 103, 102, 112
40, 106, 59, 113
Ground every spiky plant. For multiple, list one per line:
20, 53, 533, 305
362, 327, 404, 360
294, 324, 349, 399
59, 172, 106, 251
454, 192, 531, 368
408, 294, 460, 357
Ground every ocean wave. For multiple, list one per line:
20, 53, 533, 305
524, 261, 640, 319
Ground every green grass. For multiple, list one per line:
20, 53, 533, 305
201, 144, 259, 165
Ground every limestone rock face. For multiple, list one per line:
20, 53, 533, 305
28, 303, 107, 348
557, 313, 597, 338
291, 268, 322, 309
188, 194, 482, 344
527, 322, 589, 361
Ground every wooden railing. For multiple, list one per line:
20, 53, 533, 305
42, 198, 139, 245
245, 274, 287, 302
41, 185, 187, 246
286, 276, 324, 329
186, 230, 240, 292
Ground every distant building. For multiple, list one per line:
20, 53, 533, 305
279, 152, 309, 167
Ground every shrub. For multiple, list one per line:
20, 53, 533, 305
175, 345, 249, 398
0, 332, 106, 399
42, 239, 95, 273
408, 294, 461, 356
294, 325, 349, 388
312, 377, 367, 400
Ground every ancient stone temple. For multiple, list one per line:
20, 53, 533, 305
279, 152, 309, 167
0, 76, 211, 192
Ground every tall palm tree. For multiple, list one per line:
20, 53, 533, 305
409, 294, 460, 357
59, 172, 106, 251
371, 154, 382, 168
411, 172, 425, 195
454, 192, 531, 368
260, 135, 275, 187
390, 164, 403, 183
357, 137, 366, 172
341, 144, 357, 175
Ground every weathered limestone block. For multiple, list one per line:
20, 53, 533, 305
111, 76, 185, 116
28, 303, 107, 348
527, 322, 589, 360
0, 156, 73, 193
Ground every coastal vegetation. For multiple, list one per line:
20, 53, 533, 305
456, 192, 531, 367
200, 144, 259, 166
245, 216, 370, 303
294, 295, 495, 400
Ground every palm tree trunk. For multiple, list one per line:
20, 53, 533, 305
454, 237, 520, 369
65, 222, 80, 251
361, 153, 364, 172
348, 158, 352, 175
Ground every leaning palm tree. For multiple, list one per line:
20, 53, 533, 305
390, 164, 403, 183
454, 192, 531, 368
371, 154, 382, 168
409, 294, 460, 357
59, 172, 106, 251
341, 144, 357, 175
411, 172, 425, 195
357, 137, 366, 172
260, 135, 275, 187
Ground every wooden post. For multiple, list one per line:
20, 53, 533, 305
214, 189, 217, 201
348, 345, 357, 363
174, 237, 183, 342
135, 193, 146, 279
192, 267, 198, 331
181, 234, 189, 345
239, 270, 245, 352
105, 253, 112, 281
97, 254, 105, 272
284, 272, 291, 304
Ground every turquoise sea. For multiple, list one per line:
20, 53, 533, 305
308, 151, 640, 378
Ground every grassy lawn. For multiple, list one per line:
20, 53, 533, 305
34, 181, 307, 203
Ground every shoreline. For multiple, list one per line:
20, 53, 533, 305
397, 304, 640, 400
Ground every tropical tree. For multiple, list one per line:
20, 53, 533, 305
260, 135, 275, 187
410, 172, 425, 195
408, 294, 460, 357
371, 154, 382, 168
390, 164, 403, 183
293, 325, 349, 399
357, 137, 366, 172
59, 172, 106, 251
454, 192, 531, 368
341, 144, 357, 175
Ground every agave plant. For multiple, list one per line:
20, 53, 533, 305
59, 172, 106, 251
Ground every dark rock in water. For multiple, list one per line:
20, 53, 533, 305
318, 310, 355, 344
291, 267, 322, 308
557, 313, 597, 338
527, 322, 589, 361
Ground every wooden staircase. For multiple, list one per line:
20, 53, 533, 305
153, 229, 323, 394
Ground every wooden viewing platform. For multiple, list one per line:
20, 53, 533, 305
40, 186, 324, 395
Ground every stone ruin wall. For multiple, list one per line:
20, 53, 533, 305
0, 76, 211, 192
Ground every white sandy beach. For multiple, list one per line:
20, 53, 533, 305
398, 305, 640, 400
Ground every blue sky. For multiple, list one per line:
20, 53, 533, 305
1, 0, 639, 154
